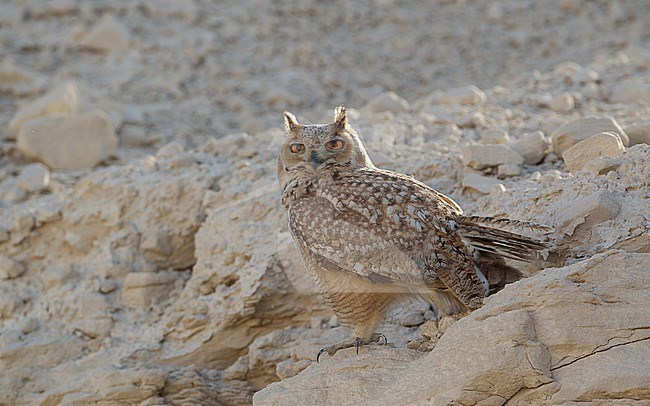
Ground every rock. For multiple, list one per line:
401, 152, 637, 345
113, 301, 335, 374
72, 318, 113, 339
462, 144, 523, 169
17, 110, 118, 170
120, 124, 151, 147
554, 190, 621, 236
562, 132, 625, 174
462, 172, 506, 194
624, 121, 650, 146
0, 289, 22, 319
156, 141, 184, 157
480, 128, 510, 144
41, 264, 79, 291
16, 163, 50, 192
498, 164, 521, 177
79, 15, 130, 52
0, 59, 46, 96
141, 0, 199, 23
550, 117, 630, 156
509, 131, 549, 165
362, 91, 410, 113
9, 81, 81, 135
0, 256, 26, 280
0, 336, 85, 369
549, 92, 575, 113
121, 271, 179, 308
0, 4, 23, 26
582, 156, 622, 176
254, 251, 650, 405
608, 81, 650, 105
427, 85, 487, 106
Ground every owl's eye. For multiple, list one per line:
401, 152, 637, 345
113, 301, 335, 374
326, 139, 345, 150
289, 143, 305, 153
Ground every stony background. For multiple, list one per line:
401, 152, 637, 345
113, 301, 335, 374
0, 0, 649, 405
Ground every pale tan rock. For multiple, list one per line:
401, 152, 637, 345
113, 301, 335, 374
427, 85, 487, 106
362, 91, 410, 113
254, 251, 650, 405
0, 288, 22, 319
72, 318, 113, 339
550, 117, 629, 155
509, 131, 549, 165
463, 144, 523, 169
41, 264, 79, 291
0, 256, 26, 280
17, 110, 118, 170
79, 15, 130, 52
9, 80, 81, 134
498, 163, 521, 177
16, 163, 50, 192
0, 59, 46, 96
562, 132, 625, 174
480, 128, 510, 144
156, 141, 184, 157
121, 271, 179, 308
554, 190, 621, 236
549, 92, 575, 113
624, 121, 650, 146
608, 80, 650, 105
0, 336, 84, 369
462, 172, 506, 194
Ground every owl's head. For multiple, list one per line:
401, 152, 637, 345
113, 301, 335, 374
278, 106, 374, 181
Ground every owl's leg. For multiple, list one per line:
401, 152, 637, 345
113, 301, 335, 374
316, 333, 388, 362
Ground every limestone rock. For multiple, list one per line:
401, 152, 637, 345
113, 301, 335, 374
0, 59, 46, 96
427, 85, 487, 106
79, 15, 130, 52
462, 172, 506, 194
498, 163, 521, 177
17, 110, 118, 170
509, 131, 549, 165
549, 92, 575, 113
480, 128, 510, 144
554, 190, 621, 236
121, 271, 179, 308
362, 91, 410, 113
550, 117, 629, 156
608, 80, 650, 105
0, 288, 22, 319
0, 256, 26, 280
0, 4, 23, 26
9, 81, 81, 134
624, 121, 650, 146
562, 132, 625, 174
254, 251, 650, 405
16, 163, 50, 192
463, 144, 523, 169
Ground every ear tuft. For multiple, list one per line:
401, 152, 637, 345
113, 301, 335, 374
284, 111, 300, 133
334, 105, 348, 128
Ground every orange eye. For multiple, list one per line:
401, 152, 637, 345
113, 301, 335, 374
326, 139, 345, 150
289, 143, 305, 153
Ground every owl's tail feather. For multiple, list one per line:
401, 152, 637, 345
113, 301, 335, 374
452, 215, 552, 263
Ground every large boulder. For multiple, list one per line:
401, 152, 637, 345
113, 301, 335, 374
254, 251, 650, 405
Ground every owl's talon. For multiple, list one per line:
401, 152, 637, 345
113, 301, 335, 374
316, 334, 388, 362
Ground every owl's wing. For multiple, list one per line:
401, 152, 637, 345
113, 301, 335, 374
287, 170, 486, 308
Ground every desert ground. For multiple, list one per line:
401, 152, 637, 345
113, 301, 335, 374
0, 1, 649, 404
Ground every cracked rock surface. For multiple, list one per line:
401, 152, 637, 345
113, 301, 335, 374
1, 0, 649, 404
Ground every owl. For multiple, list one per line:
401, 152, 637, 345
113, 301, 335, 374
278, 106, 549, 361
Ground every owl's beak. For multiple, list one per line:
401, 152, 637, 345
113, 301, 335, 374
310, 151, 326, 169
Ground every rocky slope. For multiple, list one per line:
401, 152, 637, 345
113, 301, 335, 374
1, 0, 649, 405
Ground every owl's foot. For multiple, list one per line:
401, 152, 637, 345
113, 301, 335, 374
316, 333, 388, 362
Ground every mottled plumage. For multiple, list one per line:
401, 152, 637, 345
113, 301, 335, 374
278, 106, 549, 359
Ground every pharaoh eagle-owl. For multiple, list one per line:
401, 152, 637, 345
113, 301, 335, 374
278, 106, 549, 360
